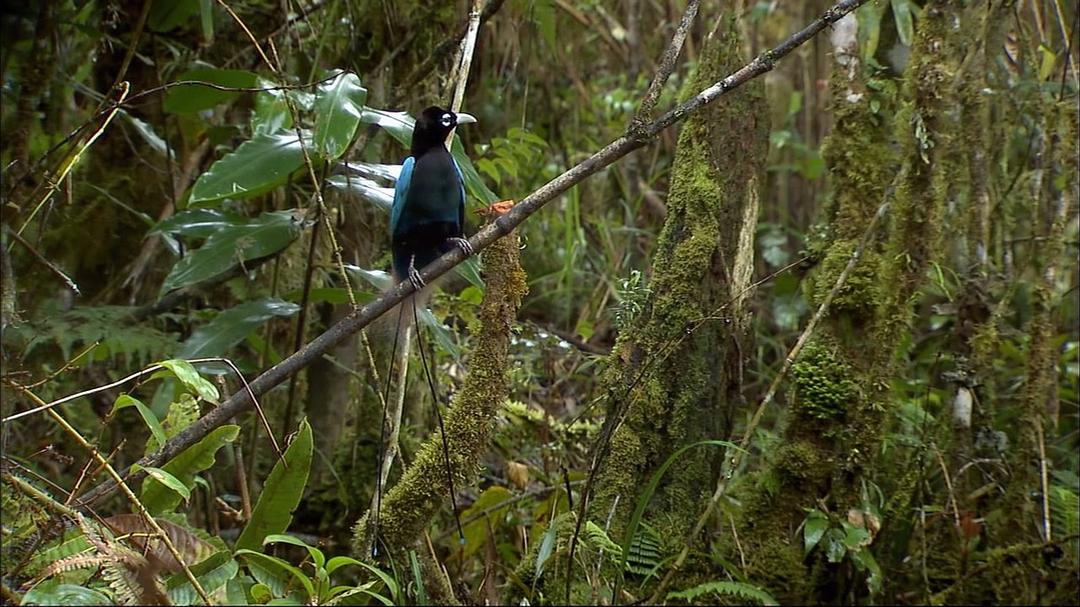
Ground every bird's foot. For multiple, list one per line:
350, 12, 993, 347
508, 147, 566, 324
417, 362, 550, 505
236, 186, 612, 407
408, 256, 426, 291
450, 237, 474, 257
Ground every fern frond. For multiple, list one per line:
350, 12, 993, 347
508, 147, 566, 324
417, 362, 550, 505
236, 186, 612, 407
39, 552, 108, 578
102, 560, 142, 606
583, 520, 623, 559
667, 580, 779, 605
625, 523, 662, 578
1050, 485, 1079, 538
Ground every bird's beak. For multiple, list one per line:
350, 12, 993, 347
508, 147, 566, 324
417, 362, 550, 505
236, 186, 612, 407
456, 113, 477, 125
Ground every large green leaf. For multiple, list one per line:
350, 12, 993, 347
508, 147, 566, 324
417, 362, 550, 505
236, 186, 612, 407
164, 67, 258, 114
313, 71, 367, 160
252, 78, 293, 136
20, 582, 111, 606
111, 394, 168, 451
167, 551, 239, 605
326, 174, 393, 210
189, 132, 307, 205
153, 209, 247, 238
179, 298, 299, 359
155, 359, 220, 403
235, 419, 313, 551
141, 425, 240, 516
360, 108, 413, 146
891, 0, 915, 47
160, 210, 303, 295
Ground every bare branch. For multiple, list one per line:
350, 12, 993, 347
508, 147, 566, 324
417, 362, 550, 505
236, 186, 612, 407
631, 0, 701, 127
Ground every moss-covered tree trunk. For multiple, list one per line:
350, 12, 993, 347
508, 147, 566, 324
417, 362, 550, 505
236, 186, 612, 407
575, 12, 767, 598
730, 2, 967, 601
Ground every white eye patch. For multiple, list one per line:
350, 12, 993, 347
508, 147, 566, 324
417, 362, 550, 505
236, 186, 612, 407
440, 113, 453, 127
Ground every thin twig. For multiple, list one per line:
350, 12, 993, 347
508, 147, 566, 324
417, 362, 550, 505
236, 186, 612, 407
446, 0, 484, 149
5, 225, 80, 294
932, 443, 962, 530
13, 82, 129, 240
1037, 421, 1052, 541
632, 0, 700, 126
76, 0, 871, 507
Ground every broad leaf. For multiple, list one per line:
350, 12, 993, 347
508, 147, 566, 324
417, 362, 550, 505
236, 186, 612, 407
20, 582, 111, 606
252, 78, 292, 135
189, 132, 308, 205
327, 174, 393, 211
160, 210, 303, 294
804, 509, 829, 553
235, 419, 313, 551
111, 394, 168, 451
141, 425, 240, 515
313, 70, 367, 159
154, 208, 247, 238
180, 298, 299, 359
164, 67, 257, 114
156, 359, 220, 403
360, 108, 414, 146
535, 519, 558, 578
167, 551, 239, 605
263, 534, 324, 569
891, 0, 915, 47
234, 550, 315, 600
138, 465, 191, 503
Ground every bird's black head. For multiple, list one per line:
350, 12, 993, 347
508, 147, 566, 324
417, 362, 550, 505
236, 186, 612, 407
410, 106, 476, 156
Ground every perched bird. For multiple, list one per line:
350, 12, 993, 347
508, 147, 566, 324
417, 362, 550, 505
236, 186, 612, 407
391, 106, 477, 289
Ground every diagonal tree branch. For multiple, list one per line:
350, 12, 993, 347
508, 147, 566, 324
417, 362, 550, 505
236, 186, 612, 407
630, 0, 701, 128
75, 0, 870, 506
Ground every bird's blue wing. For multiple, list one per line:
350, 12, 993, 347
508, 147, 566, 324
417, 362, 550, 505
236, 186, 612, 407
451, 156, 466, 230
390, 156, 415, 236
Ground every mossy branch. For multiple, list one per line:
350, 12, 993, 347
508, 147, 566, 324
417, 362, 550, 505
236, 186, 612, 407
351, 230, 527, 559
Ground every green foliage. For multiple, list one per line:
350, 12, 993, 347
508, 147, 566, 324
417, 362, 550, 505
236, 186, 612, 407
140, 424, 240, 516
667, 580, 778, 605
188, 133, 308, 205
178, 298, 299, 359
613, 269, 650, 330
159, 210, 303, 294
164, 67, 258, 114
19, 582, 112, 606
474, 127, 549, 191
802, 508, 882, 595
235, 419, 313, 551
236, 534, 399, 605
165, 551, 239, 605
12, 305, 177, 366
312, 71, 368, 160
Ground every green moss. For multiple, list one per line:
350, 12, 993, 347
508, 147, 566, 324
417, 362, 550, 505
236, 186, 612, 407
791, 340, 861, 422
350, 231, 527, 563
805, 239, 883, 320
590, 14, 768, 564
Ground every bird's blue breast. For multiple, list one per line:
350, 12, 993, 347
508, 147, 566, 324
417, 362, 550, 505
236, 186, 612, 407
390, 149, 465, 238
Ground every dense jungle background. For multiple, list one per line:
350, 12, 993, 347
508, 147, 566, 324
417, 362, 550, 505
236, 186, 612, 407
1, 0, 1078, 604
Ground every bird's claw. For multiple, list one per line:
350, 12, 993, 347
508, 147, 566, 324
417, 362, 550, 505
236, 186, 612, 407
450, 237, 474, 257
408, 257, 425, 291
